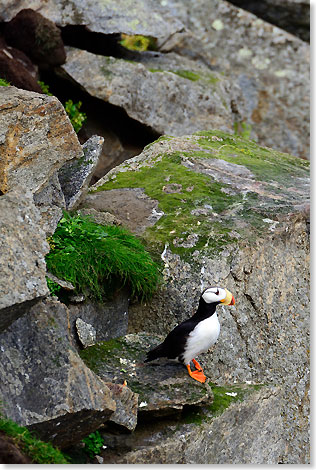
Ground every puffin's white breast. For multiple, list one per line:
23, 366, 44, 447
182, 314, 220, 365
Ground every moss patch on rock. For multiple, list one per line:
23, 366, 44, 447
91, 130, 309, 259
80, 333, 212, 415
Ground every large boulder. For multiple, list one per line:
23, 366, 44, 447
59, 46, 244, 137
84, 131, 310, 463
0, 86, 84, 234
228, 0, 310, 42
0, 191, 49, 332
0, 0, 184, 43
162, 0, 310, 159
0, 299, 116, 448
4, 8, 66, 67
0, 86, 82, 194
0, 39, 42, 93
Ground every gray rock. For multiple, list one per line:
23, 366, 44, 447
46, 272, 75, 291
88, 131, 310, 462
104, 382, 138, 432
228, 0, 310, 42
0, 190, 49, 332
76, 318, 97, 348
78, 208, 122, 227
67, 290, 129, 346
0, 0, 184, 41
33, 172, 66, 235
161, 0, 309, 159
80, 333, 213, 418
59, 135, 104, 210
59, 46, 245, 137
82, 188, 163, 235
0, 87, 83, 194
0, 299, 116, 448
102, 386, 287, 464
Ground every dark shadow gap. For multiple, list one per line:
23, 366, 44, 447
61, 25, 155, 62
40, 69, 160, 148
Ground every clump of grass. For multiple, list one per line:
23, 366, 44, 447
38, 80, 53, 95
64, 99, 87, 133
0, 78, 10, 86
37, 81, 87, 134
0, 416, 69, 464
46, 277, 61, 296
46, 212, 161, 301
82, 431, 104, 458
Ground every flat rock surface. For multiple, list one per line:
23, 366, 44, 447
80, 333, 213, 416
0, 0, 184, 40
60, 46, 243, 136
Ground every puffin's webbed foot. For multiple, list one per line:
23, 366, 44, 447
192, 358, 203, 372
186, 364, 206, 383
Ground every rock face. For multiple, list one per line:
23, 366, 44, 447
80, 333, 212, 417
0, 191, 49, 332
4, 8, 66, 67
0, 87, 82, 194
86, 131, 310, 463
162, 0, 310, 159
0, 41, 42, 93
0, 299, 116, 448
101, 386, 286, 464
0, 0, 184, 41
228, 0, 310, 42
67, 290, 129, 347
59, 135, 104, 210
60, 46, 244, 137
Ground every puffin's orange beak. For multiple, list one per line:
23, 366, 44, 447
229, 295, 235, 306
220, 288, 235, 306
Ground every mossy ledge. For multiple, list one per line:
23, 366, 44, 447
90, 130, 309, 259
0, 416, 69, 464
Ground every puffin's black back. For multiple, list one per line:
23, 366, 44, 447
145, 296, 218, 363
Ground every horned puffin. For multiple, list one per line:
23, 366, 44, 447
145, 286, 235, 383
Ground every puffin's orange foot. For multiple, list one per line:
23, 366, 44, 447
186, 364, 207, 383
192, 358, 203, 372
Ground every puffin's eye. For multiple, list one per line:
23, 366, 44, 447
215, 289, 219, 295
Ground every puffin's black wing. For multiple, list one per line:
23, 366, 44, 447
145, 319, 196, 363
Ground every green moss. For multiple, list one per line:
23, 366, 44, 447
183, 383, 264, 424
0, 416, 69, 463
195, 130, 309, 184
148, 68, 219, 85
91, 131, 309, 259
94, 153, 243, 256
172, 70, 201, 81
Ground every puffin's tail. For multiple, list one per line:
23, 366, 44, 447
144, 343, 164, 363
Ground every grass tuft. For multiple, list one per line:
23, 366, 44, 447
0, 78, 10, 86
45, 212, 161, 301
0, 416, 69, 464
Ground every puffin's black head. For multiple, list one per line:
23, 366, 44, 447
201, 286, 235, 306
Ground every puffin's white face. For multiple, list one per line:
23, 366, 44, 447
202, 287, 235, 305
